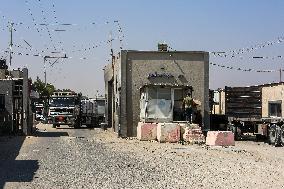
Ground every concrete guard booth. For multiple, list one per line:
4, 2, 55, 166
0, 60, 33, 135
104, 47, 209, 137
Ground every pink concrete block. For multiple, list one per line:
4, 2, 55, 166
206, 131, 235, 146
183, 127, 205, 143
137, 122, 157, 141
157, 123, 180, 143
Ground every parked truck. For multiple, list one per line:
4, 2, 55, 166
48, 91, 82, 128
81, 97, 105, 128
212, 83, 284, 146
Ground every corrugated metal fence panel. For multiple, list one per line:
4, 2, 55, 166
225, 86, 262, 118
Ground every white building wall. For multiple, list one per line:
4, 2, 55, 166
262, 84, 284, 117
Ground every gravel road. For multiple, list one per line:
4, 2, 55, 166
1, 123, 284, 189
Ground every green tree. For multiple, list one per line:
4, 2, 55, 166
33, 76, 56, 98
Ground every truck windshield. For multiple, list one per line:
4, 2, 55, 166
49, 97, 75, 107
96, 100, 105, 107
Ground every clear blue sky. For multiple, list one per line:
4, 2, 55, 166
1, 0, 284, 96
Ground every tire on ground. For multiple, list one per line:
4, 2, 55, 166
255, 134, 263, 141
275, 125, 282, 147
74, 118, 82, 129
280, 126, 284, 147
268, 124, 277, 145
86, 124, 94, 128
229, 124, 241, 141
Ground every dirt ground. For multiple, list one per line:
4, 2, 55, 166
1, 123, 284, 189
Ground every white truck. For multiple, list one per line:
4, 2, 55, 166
48, 91, 82, 128
81, 97, 105, 128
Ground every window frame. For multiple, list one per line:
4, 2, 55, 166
268, 100, 282, 118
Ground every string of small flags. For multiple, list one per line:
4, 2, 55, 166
51, 1, 65, 52
51, 1, 59, 25
40, 0, 66, 52
210, 36, 284, 58
251, 55, 283, 60
114, 20, 124, 50
0, 14, 123, 54
212, 54, 284, 60
24, 0, 58, 55
209, 62, 281, 73
70, 36, 120, 53
24, 0, 44, 37
37, 0, 58, 51
1, 35, 117, 57
2, 50, 95, 61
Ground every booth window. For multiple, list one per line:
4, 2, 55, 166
148, 87, 171, 100
143, 87, 172, 122
140, 86, 192, 122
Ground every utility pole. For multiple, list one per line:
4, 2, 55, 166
109, 31, 115, 76
44, 56, 47, 86
280, 68, 282, 83
9, 22, 14, 67
8, 22, 14, 133
109, 31, 113, 58
43, 54, 68, 86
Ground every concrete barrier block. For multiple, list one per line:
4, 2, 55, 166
157, 123, 180, 143
183, 127, 205, 143
188, 123, 201, 129
206, 131, 235, 146
137, 122, 157, 141
179, 123, 201, 135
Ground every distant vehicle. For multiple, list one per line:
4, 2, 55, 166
35, 103, 45, 121
48, 91, 82, 128
36, 114, 45, 121
81, 97, 105, 128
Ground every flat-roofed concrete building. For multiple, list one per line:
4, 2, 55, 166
0, 60, 33, 135
104, 46, 209, 137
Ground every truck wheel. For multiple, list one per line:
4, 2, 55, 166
275, 125, 282, 147
268, 124, 281, 146
53, 124, 60, 128
280, 126, 284, 147
255, 134, 263, 141
229, 124, 241, 141
268, 124, 276, 145
74, 120, 82, 129
86, 124, 94, 128
74, 123, 79, 129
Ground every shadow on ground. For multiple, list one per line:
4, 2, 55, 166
55, 124, 104, 130
34, 130, 69, 137
55, 126, 94, 130
0, 136, 39, 188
